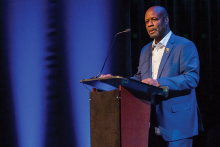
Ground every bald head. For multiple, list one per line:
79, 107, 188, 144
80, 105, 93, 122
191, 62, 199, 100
145, 6, 170, 43
147, 6, 169, 19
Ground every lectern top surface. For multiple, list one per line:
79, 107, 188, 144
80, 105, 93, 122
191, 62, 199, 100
80, 76, 168, 97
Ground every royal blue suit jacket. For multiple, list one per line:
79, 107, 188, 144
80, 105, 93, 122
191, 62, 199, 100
133, 33, 202, 141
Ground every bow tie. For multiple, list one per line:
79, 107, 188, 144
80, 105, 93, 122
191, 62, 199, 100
152, 43, 164, 49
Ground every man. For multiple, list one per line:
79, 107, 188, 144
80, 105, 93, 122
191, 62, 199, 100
101, 6, 202, 147
132, 6, 202, 147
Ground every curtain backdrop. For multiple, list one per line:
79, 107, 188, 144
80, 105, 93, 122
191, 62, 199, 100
0, 0, 130, 147
0, 0, 220, 147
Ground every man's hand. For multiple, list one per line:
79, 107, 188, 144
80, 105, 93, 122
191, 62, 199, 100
142, 78, 161, 87
99, 74, 113, 78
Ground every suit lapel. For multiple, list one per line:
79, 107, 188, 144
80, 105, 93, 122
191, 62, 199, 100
157, 34, 175, 79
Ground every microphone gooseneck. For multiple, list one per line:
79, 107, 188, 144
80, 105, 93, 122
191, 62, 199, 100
92, 29, 131, 79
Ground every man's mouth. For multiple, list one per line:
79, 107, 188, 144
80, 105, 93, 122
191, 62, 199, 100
149, 29, 156, 34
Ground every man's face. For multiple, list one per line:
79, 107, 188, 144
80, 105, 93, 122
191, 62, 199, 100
145, 8, 168, 43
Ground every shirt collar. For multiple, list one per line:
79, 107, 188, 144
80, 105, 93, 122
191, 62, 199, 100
152, 31, 172, 48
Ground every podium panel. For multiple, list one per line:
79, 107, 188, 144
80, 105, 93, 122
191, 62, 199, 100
90, 87, 151, 147
120, 86, 151, 147
90, 89, 120, 147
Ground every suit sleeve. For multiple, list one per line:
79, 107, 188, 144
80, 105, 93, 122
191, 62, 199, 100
131, 62, 142, 81
157, 41, 200, 91
131, 44, 152, 81
131, 48, 144, 81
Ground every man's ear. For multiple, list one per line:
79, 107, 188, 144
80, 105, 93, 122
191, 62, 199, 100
165, 17, 169, 24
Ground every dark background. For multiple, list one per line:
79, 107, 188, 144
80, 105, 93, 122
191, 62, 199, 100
0, 0, 219, 147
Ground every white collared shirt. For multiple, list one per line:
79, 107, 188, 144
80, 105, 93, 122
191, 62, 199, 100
152, 31, 172, 79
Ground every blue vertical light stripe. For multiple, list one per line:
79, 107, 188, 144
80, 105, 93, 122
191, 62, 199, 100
6, 1, 47, 147
63, 0, 113, 146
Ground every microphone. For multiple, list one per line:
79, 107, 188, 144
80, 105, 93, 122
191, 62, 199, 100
116, 29, 131, 35
92, 29, 131, 79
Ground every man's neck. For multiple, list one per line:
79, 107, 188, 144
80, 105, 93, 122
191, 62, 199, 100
155, 29, 170, 44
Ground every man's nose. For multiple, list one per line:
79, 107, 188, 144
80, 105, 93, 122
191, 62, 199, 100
148, 21, 153, 26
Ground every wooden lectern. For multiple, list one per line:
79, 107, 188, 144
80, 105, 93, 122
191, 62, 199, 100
80, 76, 168, 147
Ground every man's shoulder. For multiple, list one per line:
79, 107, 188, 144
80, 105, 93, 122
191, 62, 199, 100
141, 41, 153, 54
171, 34, 197, 52
173, 34, 194, 45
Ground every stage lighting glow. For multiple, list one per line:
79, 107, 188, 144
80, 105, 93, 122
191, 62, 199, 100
7, 1, 47, 147
63, 0, 113, 146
